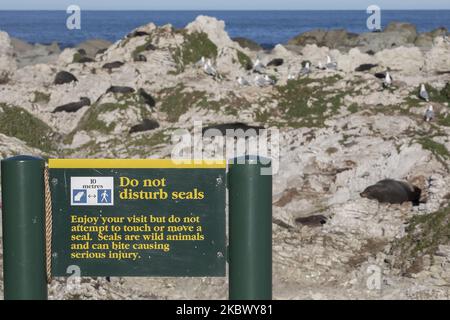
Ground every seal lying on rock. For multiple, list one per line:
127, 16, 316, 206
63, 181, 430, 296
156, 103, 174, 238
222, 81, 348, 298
52, 97, 91, 113
106, 86, 135, 94
202, 123, 265, 137
138, 89, 156, 108
360, 179, 422, 205
102, 61, 124, 70
295, 215, 327, 227
267, 58, 284, 67
54, 71, 78, 85
355, 64, 378, 72
129, 119, 160, 134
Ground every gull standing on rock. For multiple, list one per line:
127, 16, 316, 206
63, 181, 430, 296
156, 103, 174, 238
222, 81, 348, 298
424, 105, 435, 122
383, 72, 392, 88
253, 57, 265, 74
419, 84, 430, 102
326, 55, 337, 70
203, 59, 217, 77
237, 76, 250, 86
300, 62, 311, 76
196, 56, 206, 68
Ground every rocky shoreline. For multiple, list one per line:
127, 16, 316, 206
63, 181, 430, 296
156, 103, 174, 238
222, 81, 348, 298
1, 16, 450, 300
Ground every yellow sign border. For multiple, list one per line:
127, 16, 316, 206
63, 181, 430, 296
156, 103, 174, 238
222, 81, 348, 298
48, 159, 227, 169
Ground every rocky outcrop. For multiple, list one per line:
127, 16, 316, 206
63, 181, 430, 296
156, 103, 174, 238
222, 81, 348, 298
0, 31, 16, 84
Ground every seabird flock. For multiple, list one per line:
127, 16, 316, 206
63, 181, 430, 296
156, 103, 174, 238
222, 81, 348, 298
195, 51, 438, 122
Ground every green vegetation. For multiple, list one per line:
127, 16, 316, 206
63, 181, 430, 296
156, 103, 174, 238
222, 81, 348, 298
347, 103, 359, 114
159, 85, 207, 122
72, 52, 83, 63
236, 50, 252, 70
0, 103, 58, 153
171, 31, 218, 73
416, 137, 450, 163
274, 75, 344, 128
32, 91, 51, 104
390, 206, 450, 274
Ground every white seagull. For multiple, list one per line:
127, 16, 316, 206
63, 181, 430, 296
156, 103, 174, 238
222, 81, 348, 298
300, 62, 311, 76
203, 59, 217, 77
424, 105, 435, 122
383, 72, 392, 88
419, 84, 430, 102
326, 55, 337, 70
196, 56, 206, 68
237, 76, 250, 86
253, 58, 265, 74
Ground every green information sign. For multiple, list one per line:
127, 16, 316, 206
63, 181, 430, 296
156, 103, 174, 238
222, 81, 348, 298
48, 159, 226, 277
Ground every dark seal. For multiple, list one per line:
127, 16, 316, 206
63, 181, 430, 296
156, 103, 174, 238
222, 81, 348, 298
52, 97, 91, 113
360, 179, 422, 205
54, 71, 78, 85
129, 119, 160, 134
106, 86, 135, 94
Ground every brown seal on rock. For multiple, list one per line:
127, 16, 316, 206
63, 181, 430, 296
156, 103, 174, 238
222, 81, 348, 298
360, 179, 422, 205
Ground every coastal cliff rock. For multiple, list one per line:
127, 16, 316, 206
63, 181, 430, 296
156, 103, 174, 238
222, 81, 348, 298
0, 31, 17, 84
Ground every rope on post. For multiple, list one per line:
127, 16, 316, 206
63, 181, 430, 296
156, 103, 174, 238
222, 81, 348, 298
44, 165, 53, 284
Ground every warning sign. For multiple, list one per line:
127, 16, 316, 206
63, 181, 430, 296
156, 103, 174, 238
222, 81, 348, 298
70, 177, 114, 206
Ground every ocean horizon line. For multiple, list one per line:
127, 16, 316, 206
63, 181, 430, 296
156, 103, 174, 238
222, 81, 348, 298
2, 9, 450, 12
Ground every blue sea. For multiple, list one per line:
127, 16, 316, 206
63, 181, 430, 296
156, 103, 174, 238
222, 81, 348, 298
0, 10, 450, 49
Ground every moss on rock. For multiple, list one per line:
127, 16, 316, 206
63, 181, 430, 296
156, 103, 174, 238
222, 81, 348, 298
0, 103, 58, 153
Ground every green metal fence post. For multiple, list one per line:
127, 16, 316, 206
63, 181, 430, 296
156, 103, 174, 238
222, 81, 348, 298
1, 155, 48, 300
228, 156, 272, 300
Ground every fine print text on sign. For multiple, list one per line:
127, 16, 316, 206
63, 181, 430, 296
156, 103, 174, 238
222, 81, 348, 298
49, 159, 226, 277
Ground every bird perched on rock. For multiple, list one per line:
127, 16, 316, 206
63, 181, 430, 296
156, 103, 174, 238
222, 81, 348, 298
253, 57, 265, 74
237, 76, 250, 86
254, 75, 274, 87
424, 105, 435, 122
203, 59, 217, 77
383, 72, 392, 88
317, 61, 326, 70
326, 55, 337, 70
195, 56, 206, 68
300, 62, 311, 76
419, 84, 430, 102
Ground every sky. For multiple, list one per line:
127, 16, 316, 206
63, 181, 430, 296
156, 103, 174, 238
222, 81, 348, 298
1, 0, 450, 10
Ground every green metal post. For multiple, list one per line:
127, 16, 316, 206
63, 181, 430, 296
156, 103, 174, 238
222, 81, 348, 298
228, 156, 272, 300
1, 155, 48, 300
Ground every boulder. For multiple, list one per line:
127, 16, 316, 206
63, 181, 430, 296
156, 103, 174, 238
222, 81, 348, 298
288, 29, 358, 51
384, 22, 418, 42
374, 46, 424, 75
232, 37, 262, 51
76, 39, 112, 58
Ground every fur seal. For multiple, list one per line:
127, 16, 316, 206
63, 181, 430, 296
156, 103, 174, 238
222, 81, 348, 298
106, 86, 135, 94
102, 61, 124, 70
202, 123, 265, 137
129, 119, 160, 134
54, 71, 78, 85
138, 89, 156, 108
52, 97, 91, 113
355, 64, 378, 72
127, 30, 150, 38
360, 179, 422, 205
133, 54, 147, 62
295, 215, 327, 227
267, 58, 284, 67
